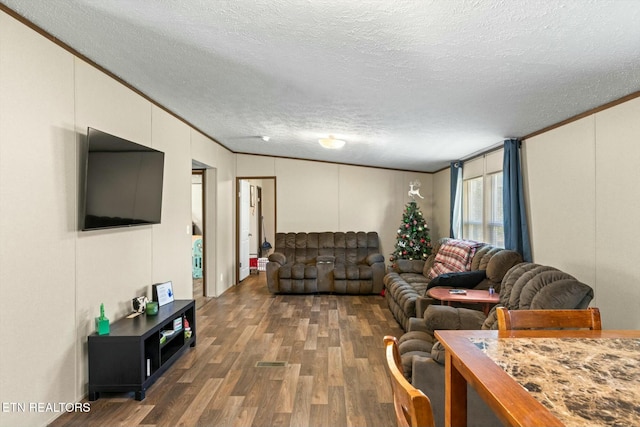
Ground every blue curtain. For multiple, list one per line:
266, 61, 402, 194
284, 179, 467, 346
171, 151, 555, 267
449, 161, 463, 238
503, 139, 532, 261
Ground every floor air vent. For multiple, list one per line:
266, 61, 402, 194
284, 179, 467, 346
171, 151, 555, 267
256, 361, 288, 367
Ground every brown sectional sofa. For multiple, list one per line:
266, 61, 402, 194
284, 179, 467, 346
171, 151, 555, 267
266, 231, 385, 294
384, 238, 523, 330
398, 262, 595, 427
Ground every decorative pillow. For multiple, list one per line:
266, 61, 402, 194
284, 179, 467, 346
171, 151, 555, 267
426, 270, 487, 292
428, 240, 483, 279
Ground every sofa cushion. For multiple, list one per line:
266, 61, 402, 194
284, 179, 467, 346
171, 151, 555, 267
366, 253, 384, 265
279, 263, 317, 279
399, 330, 433, 346
334, 264, 373, 280
486, 250, 523, 283
428, 239, 484, 279
530, 280, 595, 310
392, 259, 426, 274
423, 305, 487, 335
399, 337, 434, 355
400, 272, 431, 284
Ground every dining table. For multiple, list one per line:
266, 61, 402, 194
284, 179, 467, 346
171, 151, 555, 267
434, 329, 640, 427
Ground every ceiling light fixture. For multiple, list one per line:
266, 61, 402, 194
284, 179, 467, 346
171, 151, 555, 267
261, 136, 270, 142
318, 135, 346, 149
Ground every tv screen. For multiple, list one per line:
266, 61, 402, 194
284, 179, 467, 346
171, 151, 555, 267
82, 127, 165, 231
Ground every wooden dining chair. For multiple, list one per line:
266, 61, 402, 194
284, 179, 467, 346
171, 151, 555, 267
496, 307, 602, 331
383, 336, 435, 427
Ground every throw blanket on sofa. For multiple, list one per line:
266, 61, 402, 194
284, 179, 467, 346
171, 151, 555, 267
428, 239, 483, 279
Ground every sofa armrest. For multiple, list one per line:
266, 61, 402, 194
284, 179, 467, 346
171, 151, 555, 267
422, 304, 487, 334
392, 259, 425, 273
407, 316, 431, 334
268, 252, 286, 265
365, 253, 384, 265
415, 296, 438, 318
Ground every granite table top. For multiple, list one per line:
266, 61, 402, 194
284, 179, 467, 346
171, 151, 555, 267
471, 337, 640, 427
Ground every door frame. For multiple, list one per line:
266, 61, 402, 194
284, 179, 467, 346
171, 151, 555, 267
235, 176, 277, 284
192, 169, 206, 296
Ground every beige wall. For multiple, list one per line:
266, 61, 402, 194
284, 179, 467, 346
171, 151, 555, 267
432, 167, 451, 242
0, 11, 235, 426
191, 130, 236, 297
1, 13, 77, 427
523, 96, 640, 329
594, 97, 640, 329
522, 117, 597, 286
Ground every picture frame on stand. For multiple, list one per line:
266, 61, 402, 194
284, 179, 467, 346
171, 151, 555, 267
152, 281, 174, 306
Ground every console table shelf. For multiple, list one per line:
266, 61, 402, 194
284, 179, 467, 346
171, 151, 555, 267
88, 299, 196, 401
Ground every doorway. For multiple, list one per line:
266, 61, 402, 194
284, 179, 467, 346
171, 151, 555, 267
192, 170, 206, 306
236, 177, 276, 284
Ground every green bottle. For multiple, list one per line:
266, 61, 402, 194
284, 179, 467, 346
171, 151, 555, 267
95, 303, 110, 335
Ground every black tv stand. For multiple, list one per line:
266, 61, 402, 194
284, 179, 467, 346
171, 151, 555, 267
88, 299, 196, 401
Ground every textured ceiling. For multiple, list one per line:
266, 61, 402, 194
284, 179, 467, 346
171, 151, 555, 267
2, 0, 640, 172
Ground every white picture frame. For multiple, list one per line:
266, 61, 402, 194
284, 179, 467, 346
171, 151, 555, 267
153, 281, 174, 306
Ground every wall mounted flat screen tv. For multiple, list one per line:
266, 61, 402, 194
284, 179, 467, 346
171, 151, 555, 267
82, 127, 165, 231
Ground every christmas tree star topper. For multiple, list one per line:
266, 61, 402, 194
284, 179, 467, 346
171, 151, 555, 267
408, 180, 424, 200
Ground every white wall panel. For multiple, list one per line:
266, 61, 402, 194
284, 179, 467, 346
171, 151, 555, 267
0, 13, 77, 427
191, 129, 236, 296
338, 165, 397, 252
522, 117, 596, 288
432, 168, 451, 241
236, 153, 276, 176
594, 97, 640, 329
74, 58, 154, 397
214, 144, 236, 293
151, 106, 192, 299
275, 158, 340, 231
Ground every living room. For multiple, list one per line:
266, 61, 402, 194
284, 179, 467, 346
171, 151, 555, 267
2, 3, 640, 427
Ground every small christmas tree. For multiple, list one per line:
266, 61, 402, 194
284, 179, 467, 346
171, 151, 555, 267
390, 200, 432, 269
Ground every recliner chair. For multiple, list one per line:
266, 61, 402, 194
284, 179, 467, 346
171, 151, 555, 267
398, 262, 595, 427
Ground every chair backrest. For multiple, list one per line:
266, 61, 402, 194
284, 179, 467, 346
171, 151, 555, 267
496, 307, 602, 331
383, 336, 435, 427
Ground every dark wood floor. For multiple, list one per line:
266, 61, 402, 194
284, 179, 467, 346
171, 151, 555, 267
193, 277, 211, 309
50, 273, 404, 427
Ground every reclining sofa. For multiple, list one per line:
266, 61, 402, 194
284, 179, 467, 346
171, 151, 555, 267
398, 262, 595, 427
266, 231, 385, 294
384, 238, 523, 330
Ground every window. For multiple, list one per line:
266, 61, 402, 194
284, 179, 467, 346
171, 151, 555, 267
462, 151, 504, 247
487, 172, 504, 247
463, 177, 483, 241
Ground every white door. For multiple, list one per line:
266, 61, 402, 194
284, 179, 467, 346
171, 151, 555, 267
239, 180, 250, 281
